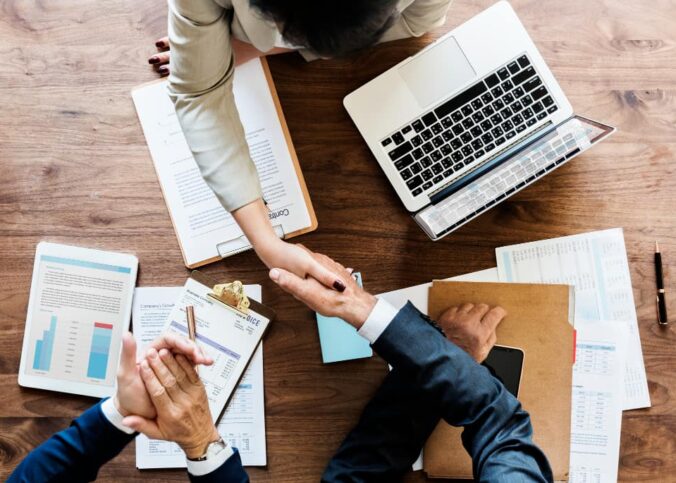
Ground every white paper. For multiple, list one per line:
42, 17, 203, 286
131, 58, 312, 267
131, 286, 267, 468
569, 321, 628, 483
376, 267, 500, 471
496, 228, 650, 410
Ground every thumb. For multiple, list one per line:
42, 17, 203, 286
123, 415, 162, 439
119, 332, 137, 374
269, 267, 310, 299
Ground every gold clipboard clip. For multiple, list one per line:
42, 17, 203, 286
208, 281, 251, 314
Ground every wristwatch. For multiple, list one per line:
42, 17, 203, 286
187, 437, 228, 462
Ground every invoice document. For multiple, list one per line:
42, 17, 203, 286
496, 228, 650, 410
132, 286, 267, 468
570, 321, 628, 482
132, 58, 314, 268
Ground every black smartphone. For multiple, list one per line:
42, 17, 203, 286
482, 345, 525, 397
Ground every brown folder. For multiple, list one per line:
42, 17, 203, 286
423, 281, 574, 481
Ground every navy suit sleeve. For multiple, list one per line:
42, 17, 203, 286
188, 448, 249, 483
322, 368, 440, 482
324, 302, 553, 483
8, 400, 135, 483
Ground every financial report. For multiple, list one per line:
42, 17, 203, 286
19, 243, 137, 397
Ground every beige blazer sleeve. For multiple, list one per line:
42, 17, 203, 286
167, 0, 263, 212
379, 0, 454, 43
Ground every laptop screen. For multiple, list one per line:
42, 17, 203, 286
415, 116, 614, 240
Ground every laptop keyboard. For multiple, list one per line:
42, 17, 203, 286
381, 54, 559, 197
416, 120, 591, 238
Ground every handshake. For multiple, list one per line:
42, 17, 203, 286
113, 249, 506, 460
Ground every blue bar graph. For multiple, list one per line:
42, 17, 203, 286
87, 322, 113, 380
33, 316, 57, 372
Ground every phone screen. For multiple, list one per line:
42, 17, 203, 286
482, 345, 524, 397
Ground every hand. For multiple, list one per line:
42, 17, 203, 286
260, 239, 349, 292
113, 332, 214, 418
147, 36, 292, 76
113, 333, 155, 418
148, 37, 170, 76
269, 250, 377, 329
233, 199, 348, 292
123, 349, 220, 459
147, 332, 213, 367
437, 303, 507, 362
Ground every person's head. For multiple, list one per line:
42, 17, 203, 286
251, 0, 400, 57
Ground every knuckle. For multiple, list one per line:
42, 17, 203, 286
153, 386, 166, 398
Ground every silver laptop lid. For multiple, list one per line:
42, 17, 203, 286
415, 116, 615, 240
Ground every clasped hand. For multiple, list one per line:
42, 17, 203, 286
113, 333, 220, 459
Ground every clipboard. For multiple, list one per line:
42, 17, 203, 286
131, 57, 318, 269
164, 271, 275, 425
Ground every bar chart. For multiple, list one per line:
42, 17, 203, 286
87, 322, 113, 380
32, 315, 57, 372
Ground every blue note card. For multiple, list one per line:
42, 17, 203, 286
316, 272, 373, 363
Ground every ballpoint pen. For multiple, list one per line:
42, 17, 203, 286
655, 242, 668, 326
186, 305, 197, 341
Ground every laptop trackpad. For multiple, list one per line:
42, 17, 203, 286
399, 36, 476, 109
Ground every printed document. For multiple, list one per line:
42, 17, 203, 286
132, 285, 267, 468
570, 321, 628, 482
132, 58, 312, 267
496, 228, 650, 410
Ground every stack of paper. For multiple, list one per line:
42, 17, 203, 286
495, 227, 649, 482
496, 228, 650, 410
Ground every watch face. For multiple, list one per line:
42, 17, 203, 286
207, 438, 227, 458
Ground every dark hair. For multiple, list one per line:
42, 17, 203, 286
251, 0, 399, 57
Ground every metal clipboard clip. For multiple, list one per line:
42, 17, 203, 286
208, 280, 251, 315
216, 224, 285, 260
190, 271, 277, 322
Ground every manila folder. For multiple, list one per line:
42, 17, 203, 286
423, 281, 574, 481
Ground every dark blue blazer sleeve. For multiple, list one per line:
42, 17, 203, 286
188, 448, 249, 483
324, 302, 553, 483
7, 399, 135, 483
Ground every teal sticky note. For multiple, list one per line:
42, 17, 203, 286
316, 272, 373, 363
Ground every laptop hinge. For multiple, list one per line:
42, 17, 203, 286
428, 120, 557, 205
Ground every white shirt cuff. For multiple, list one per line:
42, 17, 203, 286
186, 442, 235, 476
358, 298, 399, 344
100, 398, 135, 435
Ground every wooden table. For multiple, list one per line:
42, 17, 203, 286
1, 0, 674, 481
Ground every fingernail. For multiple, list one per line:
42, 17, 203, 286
269, 268, 280, 282
158, 67, 168, 75
148, 56, 160, 64
333, 280, 346, 292
147, 348, 157, 359
155, 40, 166, 48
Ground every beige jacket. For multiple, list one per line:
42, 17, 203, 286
168, 0, 453, 212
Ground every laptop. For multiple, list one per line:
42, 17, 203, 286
344, 1, 614, 240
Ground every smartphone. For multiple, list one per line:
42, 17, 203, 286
482, 345, 525, 397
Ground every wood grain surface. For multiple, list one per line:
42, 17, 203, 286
1, 0, 675, 481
